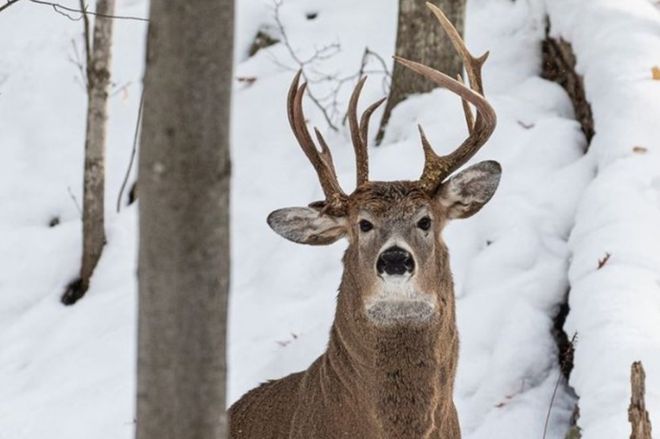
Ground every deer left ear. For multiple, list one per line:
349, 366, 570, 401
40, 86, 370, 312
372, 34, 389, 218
435, 160, 501, 219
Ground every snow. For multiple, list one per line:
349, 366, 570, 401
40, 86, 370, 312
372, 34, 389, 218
0, 0, 658, 438
545, 0, 660, 437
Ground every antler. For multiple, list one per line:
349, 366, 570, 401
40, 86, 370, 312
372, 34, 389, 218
394, 2, 497, 194
347, 77, 386, 186
287, 71, 347, 213
287, 71, 385, 212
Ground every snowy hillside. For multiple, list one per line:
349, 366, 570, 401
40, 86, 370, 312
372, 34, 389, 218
1, 0, 659, 438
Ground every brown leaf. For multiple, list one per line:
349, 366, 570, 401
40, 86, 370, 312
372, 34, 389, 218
597, 252, 611, 270
633, 146, 648, 154
236, 76, 257, 86
652, 66, 660, 80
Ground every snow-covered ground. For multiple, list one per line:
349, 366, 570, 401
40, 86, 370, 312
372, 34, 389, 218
0, 0, 658, 438
547, 0, 660, 437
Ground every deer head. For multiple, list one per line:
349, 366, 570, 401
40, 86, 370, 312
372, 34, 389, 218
268, 4, 499, 328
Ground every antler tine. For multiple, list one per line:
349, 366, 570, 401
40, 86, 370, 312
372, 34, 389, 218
348, 77, 369, 186
457, 74, 474, 134
287, 71, 347, 209
359, 97, 387, 153
393, 3, 496, 193
426, 2, 484, 94
347, 77, 386, 186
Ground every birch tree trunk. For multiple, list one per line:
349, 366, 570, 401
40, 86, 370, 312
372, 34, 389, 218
136, 0, 233, 438
62, 0, 115, 305
376, 0, 465, 144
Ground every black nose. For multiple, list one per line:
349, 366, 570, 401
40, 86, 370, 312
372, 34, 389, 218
377, 246, 415, 276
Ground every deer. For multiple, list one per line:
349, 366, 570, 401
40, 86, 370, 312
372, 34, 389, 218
229, 4, 499, 438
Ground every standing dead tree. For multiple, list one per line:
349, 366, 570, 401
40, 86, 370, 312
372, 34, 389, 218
376, 0, 465, 144
62, 0, 116, 305
629, 361, 652, 439
136, 0, 233, 437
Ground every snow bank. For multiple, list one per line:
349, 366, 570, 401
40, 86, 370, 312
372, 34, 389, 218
545, 0, 660, 437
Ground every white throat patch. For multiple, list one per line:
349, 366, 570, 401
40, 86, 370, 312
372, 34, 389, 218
365, 276, 437, 326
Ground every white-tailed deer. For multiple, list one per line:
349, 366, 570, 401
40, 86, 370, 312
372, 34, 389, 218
230, 4, 499, 438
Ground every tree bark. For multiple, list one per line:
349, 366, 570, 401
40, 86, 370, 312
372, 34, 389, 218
63, 0, 115, 305
629, 361, 652, 439
376, 0, 465, 144
136, 0, 233, 438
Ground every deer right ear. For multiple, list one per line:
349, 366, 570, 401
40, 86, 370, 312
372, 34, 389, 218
267, 207, 348, 246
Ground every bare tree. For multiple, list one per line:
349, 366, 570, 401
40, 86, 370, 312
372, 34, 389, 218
376, 0, 465, 144
62, 0, 116, 305
136, 0, 233, 438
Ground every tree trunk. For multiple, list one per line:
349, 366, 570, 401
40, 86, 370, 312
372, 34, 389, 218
136, 0, 233, 438
376, 0, 465, 144
62, 0, 115, 305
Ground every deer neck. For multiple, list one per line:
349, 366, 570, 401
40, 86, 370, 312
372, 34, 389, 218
320, 273, 458, 438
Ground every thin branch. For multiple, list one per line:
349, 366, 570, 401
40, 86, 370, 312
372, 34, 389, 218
67, 37, 88, 89
29, 0, 148, 22
542, 333, 578, 439
272, 0, 337, 130
0, 0, 24, 13
79, 0, 91, 83
116, 86, 144, 212
269, 0, 389, 130
67, 186, 83, 217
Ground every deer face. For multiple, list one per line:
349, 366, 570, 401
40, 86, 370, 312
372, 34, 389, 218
269, 9, 498, 326
268, 161, 500, 326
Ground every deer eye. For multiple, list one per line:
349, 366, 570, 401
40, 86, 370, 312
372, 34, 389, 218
417, 216, 431, 231
359, 219, 374, 232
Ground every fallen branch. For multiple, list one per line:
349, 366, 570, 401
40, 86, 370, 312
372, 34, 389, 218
541, 18, 594, 144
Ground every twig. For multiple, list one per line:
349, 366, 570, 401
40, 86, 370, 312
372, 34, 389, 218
116, 86, 144, 212
67, 38, 88, 89
67, 186, 83, 217
0, 0, 23, 13
110, 80, 132, 97
542, 332, 578, 439
269, 0, 390, 131
272, 0, 338, 130
29, 0, 148, 22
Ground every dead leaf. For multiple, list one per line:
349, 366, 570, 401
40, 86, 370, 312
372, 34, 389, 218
237, 76, 257, 86
633, 146, 648, 154
653, 66, 660, 80
597, 252, 611, 270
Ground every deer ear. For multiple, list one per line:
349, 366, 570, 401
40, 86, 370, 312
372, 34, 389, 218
435, 160, 501, 219
267, 207, 348, 245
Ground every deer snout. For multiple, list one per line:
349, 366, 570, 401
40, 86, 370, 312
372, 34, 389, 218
377, 246, 415, 276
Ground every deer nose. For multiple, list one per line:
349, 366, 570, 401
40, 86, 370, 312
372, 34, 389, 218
377, 246, 415, 276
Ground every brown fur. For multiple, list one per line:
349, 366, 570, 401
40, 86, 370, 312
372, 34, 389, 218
230, 182, 463, 439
